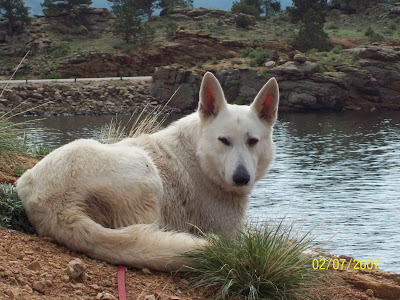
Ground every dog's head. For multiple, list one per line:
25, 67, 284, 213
196, 72, 279, 194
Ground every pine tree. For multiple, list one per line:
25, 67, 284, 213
133, 0, 155, 21
108, 0, 143, 43
295, 8, 329, 52
41, 0, 92, 26
0, 0, 30, 36
287, 0, 327, 23
231, 0, 263, 18
262, 0, 280, 17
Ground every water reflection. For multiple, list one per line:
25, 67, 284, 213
13, 111, 400, 273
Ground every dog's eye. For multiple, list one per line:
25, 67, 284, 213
218, 137, 231, 146
248, 138, 259, 146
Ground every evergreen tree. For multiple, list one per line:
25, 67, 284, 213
295, 8, 329, 52
0, 0, 30, 36
133, 0, 155, 21
108, 0, 142, 43
287, 0, 327, 23
231, 0, 262, 18
262, 0, 280, 17
41, 0, 92, 26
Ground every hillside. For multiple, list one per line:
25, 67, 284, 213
1, 2, 399, 81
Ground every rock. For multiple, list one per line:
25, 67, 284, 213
27, 260, 40, 270
168, 14, 191, 21
141, 268, 152, 275
96, 292, 117, 300
231, 59, 243, 65
329, 0, 381, 14
288, 92, 317, 105
366, 289, 374, 297
293, 53, 307, 64
32, 281, 46, 293
66, 258, 87, 280
264, 61, 276, 68
77, 25, 89, 35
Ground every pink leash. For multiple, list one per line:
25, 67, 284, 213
118, 265, 127, 300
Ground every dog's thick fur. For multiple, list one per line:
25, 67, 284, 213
17, 72, 279, 271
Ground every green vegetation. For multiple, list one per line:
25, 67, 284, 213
0, 114, 26, 154
0, 183, 35, 234
0, 0, 30, 36
235, 13, 253, 28
165, 21, 178, 40
109, 0, 143, 43
231, 0, 262, 18
365, 26, 384, 42
183, 222, 320, 299
243, 47, 270, 67
288, 0, 327, 23
109, 0, 155, 45
30, 144, 53, 157
52, 42, 71, 58
296, 8, 330, 52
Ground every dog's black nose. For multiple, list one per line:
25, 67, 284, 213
233, 165, 250, 186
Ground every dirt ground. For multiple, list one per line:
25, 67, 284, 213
1, 155, 400, 300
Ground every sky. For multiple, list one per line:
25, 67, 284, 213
26, 0, 294, 15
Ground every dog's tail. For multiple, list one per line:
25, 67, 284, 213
30, 208, 206, 271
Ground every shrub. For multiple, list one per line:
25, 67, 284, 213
235, 13, 253, 28
231, 0, 261, 18
329, 9, 340, 22
46, 71, 62, 79
243, 47, 270, 66
389, 21, 397, 31
61, 35, 73, 42
332, 46, 342, 54
138, 24, 155, 47
52, 42, 71, 58
210, 57, 219, 64
165, 22, 178, 40
182, 221, 320, 299
364, 26, 374, 37
0, 183, 35, 234
88, 31, 102, 39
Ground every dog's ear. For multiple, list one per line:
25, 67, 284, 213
199, 72, 227, 120
250, 77, 279, 124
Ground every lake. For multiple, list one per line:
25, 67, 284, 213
14, 111, 400, 273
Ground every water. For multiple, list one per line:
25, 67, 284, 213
14, 112, 400, 273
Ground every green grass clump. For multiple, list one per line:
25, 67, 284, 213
182, 222, 321, 299
0, 115, 26, 154
0, 183, 35, 234
30, 144, 53, 158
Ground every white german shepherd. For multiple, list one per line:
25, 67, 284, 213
17, 72, 279, 271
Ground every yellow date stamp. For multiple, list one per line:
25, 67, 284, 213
312, 258, 380, 270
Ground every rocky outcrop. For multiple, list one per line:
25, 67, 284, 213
58, 30, 245, 78
153, 45, 400, 112
329, 0, 382, 14
161, 7, 255, 27
0, 80, 156, 116
42, 7, 114, 33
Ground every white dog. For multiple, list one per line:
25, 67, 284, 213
17, 72, 279, 271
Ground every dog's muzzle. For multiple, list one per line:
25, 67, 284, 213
233, 165, 250, 186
